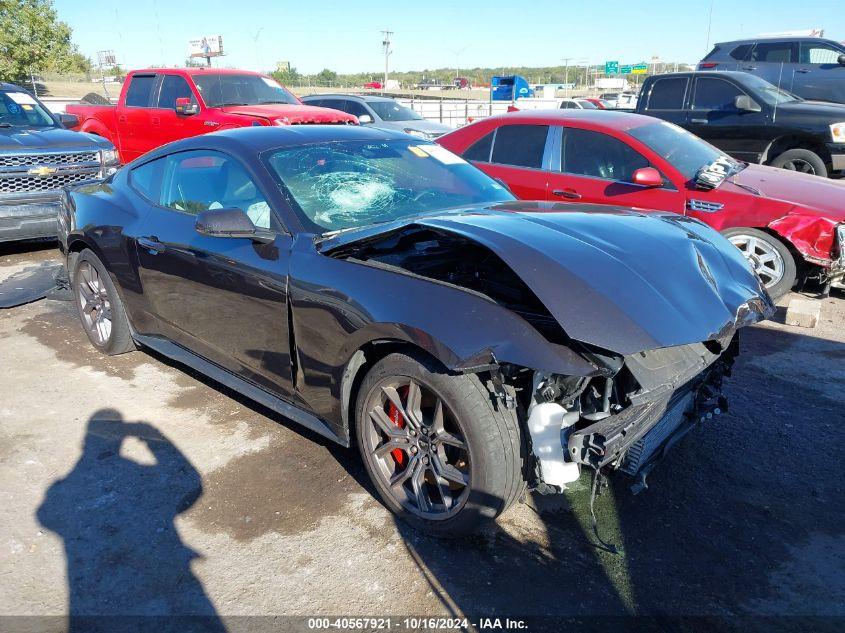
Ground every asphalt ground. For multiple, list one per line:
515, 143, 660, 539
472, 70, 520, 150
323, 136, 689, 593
1, 240, 843, 633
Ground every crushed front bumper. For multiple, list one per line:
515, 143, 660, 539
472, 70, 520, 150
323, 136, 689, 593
567, 336, 738, 491
0, 195, 61, 243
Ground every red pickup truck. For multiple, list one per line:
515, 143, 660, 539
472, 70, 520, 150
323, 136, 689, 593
67, 68, 357, 163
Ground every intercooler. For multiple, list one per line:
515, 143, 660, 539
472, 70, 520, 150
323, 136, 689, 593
619, 391, 694, 476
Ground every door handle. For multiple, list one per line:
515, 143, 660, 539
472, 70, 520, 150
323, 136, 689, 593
552, 189, 582, 200
796, 68, 810, 73
690, 118, 708, 124
741, 65, 757, 71
138, 236, 166, 254
151, 116, 161, 125
118, 115, 128, 123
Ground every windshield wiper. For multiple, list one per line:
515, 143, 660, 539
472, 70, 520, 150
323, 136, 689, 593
258, 100, 292, 105
0, 122, 13, 128
219, 102, 249, 107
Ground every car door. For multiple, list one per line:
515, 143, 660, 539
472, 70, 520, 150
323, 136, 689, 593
640, 76, 690, 126
465, 123, 551, 199
133, 149, 295, 398
548, 125, 683, 212
150, 73, 206, 146
117, 73, 158, 162
797, 40, 845, 102
686, 76, 769, 162
742, 41, 798, 92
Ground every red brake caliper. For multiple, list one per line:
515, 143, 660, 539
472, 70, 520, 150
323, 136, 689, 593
387, 386, 408, 466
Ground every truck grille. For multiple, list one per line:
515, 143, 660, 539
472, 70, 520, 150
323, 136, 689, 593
0, 171, 96, 194
0, 151, 101, 196
0, 151, 99, 167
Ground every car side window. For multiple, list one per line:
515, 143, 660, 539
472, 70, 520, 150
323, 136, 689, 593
750, 42, 796, 63
800, 42, 843, 64
729, 44, 754, 61
560, 101, 579, 109
130, 157, 166, 203
159, 151, 277, 230
561, 127, 650, 183
490, 124, 548, 169
692, 78, 744, 110
341, 100, 371, 118
462, 130, 495, 162
645, 77, 688, 110
124, 75, 157, 108
157, 75, 196, 109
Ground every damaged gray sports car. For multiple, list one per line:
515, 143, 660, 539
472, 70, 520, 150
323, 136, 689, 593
59, 126, 774, 536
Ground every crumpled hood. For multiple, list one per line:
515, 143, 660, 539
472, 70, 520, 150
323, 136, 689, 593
723, 163, 845, 222
219, 104, 357, 124
324, 202, 773, 355
0, 126, 112, 151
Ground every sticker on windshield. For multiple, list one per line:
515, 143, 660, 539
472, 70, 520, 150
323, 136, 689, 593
7, 103, 20, 114
695, 155, 735, 190
6, 92, 36, 105
408, 146, 429, 158
414, 144, 466, 165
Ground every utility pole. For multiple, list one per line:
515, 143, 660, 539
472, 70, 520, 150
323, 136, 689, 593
561, 57, 572, 96
381, 30, 393, 89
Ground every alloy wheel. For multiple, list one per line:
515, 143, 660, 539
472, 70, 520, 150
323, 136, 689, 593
76, 261, 112, 345
781, 158, 816, 174
361, 378, 471, 520
728, 234, 785, 288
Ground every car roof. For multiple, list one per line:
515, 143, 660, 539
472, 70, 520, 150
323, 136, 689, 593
715, 36, 840, 46
645, 71, 751, 80
130, 67, 268, 77
0, 82, 25, 92
485, 108, 657, 131
301, 93, 395, 103
137, 124, 412, 163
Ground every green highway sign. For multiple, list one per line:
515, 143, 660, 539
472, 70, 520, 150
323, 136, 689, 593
631, 63, 648, 75
620, 65, 632, 75
605, 61, 619, 75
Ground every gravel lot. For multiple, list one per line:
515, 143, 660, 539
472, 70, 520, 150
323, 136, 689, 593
1, 241, 844, 631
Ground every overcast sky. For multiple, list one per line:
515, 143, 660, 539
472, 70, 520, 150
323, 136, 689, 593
54, 0, 845, 74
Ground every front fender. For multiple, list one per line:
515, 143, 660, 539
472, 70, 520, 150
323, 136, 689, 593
768, 211, 838, 265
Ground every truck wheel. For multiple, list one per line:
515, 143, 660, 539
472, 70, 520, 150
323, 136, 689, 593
355, 351, 524, 537
770, 149, 828, 178
72, 249, 135, 355
722, 228, 797, 299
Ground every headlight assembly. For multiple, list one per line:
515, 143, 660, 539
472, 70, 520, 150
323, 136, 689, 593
99, 148, 119, 165
830, 122, 845, 144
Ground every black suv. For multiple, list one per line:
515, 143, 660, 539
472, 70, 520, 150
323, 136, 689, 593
635, 71, 845, 178
698, 37, 845, 104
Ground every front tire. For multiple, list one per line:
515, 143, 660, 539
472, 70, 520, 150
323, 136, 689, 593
355, 351, 524, 537
722, 228, 797, 299
72, 249, 135, 355
769, 149, 828, 178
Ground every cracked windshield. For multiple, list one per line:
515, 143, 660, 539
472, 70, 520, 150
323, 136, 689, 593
266, 140, 513, 232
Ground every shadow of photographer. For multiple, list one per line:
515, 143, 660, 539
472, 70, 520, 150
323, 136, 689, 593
37, 409, 224, 632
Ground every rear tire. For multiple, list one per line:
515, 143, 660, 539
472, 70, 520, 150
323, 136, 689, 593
769, 149, 828, 178
722, 228, 797, 299
72, 249, 135, 355
355, 351, 524, 537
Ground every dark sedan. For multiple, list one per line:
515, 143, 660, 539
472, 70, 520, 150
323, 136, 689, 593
59, 126, 772, 536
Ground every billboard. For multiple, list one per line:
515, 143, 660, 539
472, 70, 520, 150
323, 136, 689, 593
188, 36, 224, 59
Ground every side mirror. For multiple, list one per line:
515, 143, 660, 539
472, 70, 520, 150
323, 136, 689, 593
631, 167, 664, 188
175, 97, 198, 115
838, 54, 845, 67
734, 95, 762, 113
58, 113, 79, 129
195, 208, 273, 243
357, 114, 374, 124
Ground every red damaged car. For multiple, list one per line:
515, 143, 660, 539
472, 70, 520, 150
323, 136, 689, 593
438, 110, 845, 297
